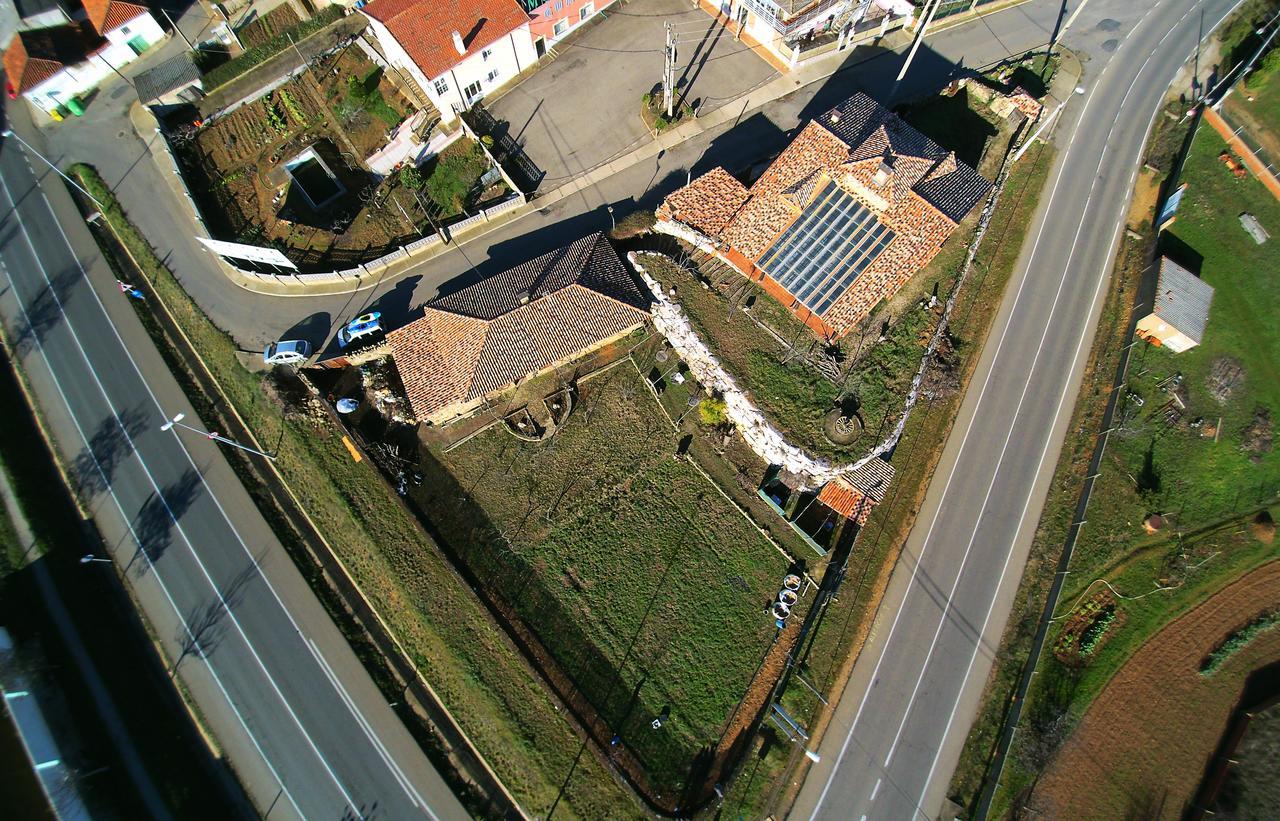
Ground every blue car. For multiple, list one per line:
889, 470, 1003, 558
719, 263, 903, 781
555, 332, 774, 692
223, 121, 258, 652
337, 312, 383, 348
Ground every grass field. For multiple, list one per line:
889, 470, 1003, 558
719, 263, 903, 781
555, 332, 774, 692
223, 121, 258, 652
415, 364, 789, 792
70, 165, 643, 819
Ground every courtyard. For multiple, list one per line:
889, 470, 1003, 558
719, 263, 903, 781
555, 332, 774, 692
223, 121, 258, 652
486, 0, 778, 189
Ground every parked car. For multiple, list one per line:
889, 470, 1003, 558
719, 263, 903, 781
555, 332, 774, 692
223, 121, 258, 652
337, 312, 383, 348
263, 339, 311, 365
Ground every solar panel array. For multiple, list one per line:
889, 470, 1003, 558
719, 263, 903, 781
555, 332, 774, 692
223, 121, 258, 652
757, 179, 895, 317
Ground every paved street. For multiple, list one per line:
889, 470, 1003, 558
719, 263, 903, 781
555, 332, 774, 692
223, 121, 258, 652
0, 112, 468, 818
486, 0, 779, 189
791, 0, 1244, 818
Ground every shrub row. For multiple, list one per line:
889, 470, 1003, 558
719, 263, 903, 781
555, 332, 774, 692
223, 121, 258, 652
203, 6, 345, 91
1200, 609, 1280, 675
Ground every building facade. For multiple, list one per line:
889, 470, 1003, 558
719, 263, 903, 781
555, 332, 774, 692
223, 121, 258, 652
4, 0, 162, 115
519, 0, 614, 56
361, 0, 537, 125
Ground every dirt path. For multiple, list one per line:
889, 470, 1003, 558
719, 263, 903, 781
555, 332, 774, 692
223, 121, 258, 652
1029, 560, 1280, 819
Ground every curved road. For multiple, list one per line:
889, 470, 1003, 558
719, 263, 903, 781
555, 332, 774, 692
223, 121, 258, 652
791, 1, 1242, 819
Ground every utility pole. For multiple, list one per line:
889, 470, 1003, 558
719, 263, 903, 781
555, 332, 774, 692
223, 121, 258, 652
663, 21, 677, 119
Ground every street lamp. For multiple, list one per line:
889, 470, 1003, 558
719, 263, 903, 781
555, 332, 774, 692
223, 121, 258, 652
1, 128, 104, 210
161, 412, 276, 461
80, 554, 111, 564
607, 205, 615, 232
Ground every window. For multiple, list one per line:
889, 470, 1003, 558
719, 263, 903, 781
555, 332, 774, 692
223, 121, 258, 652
463, 80, 482, 104
481, 47, 493, 61
486, 69, 499, 83
553, 18, 568, 36
553, 0, 563, 10
579, 3, 593, 21
433, 78, 449, 95
119, 25, 130, 35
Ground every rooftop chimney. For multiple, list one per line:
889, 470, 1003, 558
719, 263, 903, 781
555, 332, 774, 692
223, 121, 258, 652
873, 153, 893, 187
452, 30, 466, 55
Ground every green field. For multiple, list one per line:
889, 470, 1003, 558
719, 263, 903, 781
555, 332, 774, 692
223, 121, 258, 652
416, 364, 788, 791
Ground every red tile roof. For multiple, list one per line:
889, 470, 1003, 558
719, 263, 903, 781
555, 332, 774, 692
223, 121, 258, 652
82, 0, 150, 35
361, 0, 529, 80
815, 458, 895, 524
387, 233, 649, 421
657, 167, 749, 237
5, 25, 102, 95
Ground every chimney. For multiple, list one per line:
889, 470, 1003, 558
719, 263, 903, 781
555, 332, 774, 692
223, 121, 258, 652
518, 288, 531, 305
873, 154, 893, 187
452, 30, 466, 55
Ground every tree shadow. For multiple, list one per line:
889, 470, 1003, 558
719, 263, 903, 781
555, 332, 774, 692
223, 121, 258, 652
70, 405, 151, 499
8, 265, 81, 358
280, 310, 332, 351
128, 468, 204, 577
173, 555, 262, 669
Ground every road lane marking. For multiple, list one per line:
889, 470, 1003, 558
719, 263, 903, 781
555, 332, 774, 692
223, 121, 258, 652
28, 186, 442, 814
0, 169, 366, 815
870, 778, 882, 801
807, 0, 1213, 813
912, 0, 1249, 811
0, 252, 307, 819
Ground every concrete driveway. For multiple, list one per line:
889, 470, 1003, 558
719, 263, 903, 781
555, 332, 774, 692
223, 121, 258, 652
486, 0, 778, 189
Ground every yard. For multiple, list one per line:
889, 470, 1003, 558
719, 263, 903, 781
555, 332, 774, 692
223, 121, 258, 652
1221, 33, 1280, 163
234, 4, 300, 49
413, 363, 791, 793
177, 47, 497, 270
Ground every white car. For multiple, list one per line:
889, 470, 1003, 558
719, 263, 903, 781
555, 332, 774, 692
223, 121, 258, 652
263, 339, 311, 365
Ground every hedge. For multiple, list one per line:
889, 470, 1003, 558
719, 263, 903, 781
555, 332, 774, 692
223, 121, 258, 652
203, 6, 345, 92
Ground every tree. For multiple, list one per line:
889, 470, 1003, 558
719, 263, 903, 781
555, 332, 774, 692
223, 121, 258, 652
399, 165, 424, 189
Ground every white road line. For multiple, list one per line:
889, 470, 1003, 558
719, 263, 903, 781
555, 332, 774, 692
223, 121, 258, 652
912, 0, 1248, 812
0, 170, 365, 814
807, 0, 1203, 815
870, 778, 882, 801
0, 255, 307, 820
31, 170, 433, 813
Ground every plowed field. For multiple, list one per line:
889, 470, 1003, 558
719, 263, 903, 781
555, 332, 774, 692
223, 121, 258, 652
1029, 560, 1280, 819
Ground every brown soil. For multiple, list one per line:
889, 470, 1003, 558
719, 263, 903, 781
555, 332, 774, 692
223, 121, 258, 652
188, 47, 420, 264
1240, 407, 1273, 462
1029, 561, 1280, 819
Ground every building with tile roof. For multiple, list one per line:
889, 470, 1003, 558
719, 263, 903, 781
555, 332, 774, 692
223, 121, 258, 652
4, 0, 160, 114
657, 91, 990, 338
815, 458, 894, 526
387, 233, 650, 423
1136, 257, 1214, 353
361, 0, 536, 126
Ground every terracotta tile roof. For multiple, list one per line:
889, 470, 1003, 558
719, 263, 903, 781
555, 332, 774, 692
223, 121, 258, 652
82, 0, 150, 35
5, 25, 101, 95
387, 233, 649, 420
659, 92, 991, 336
361, 0, 529, 80
815, 458, 895, 525
657, 167, 749, 236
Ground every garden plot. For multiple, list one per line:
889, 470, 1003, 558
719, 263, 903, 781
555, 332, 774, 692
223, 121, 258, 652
177, 47, 503, 270
412, 364, 791, 794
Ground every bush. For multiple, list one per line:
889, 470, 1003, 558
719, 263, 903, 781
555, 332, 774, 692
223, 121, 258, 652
698, 396, 728, 426
1200, 610, 1280, 675
399, 165, 424, 189
202, 6, 344, 91
610, 209, 656, 239
424, 142, 489, 215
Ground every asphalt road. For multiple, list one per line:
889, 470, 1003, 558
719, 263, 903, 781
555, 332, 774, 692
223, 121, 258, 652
41, 0, 1109, 353
0, 119, 468, 819
790, 1, 1244, 819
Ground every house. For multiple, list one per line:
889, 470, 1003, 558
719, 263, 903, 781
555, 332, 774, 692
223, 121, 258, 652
518, 0, 614, 57
360, 0, 537, 125
4, 0, 163, 115
710, 0, 915, 71
1136, 257, 1214, 353
657, 91, 990, 338
387, 232, 650, 424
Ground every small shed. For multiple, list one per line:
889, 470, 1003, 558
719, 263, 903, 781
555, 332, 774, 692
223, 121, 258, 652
1136, 257, 1214, 353
134, 51, 202, 106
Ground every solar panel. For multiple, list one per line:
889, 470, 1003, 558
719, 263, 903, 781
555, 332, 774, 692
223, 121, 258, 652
758, 179, 895, 317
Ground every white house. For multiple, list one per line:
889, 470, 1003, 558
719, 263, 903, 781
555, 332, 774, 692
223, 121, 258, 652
360, 0, 537, 125
4, 0, 163, 116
